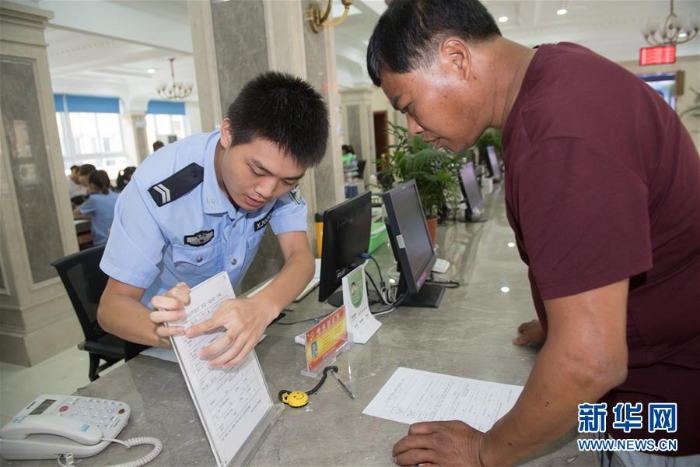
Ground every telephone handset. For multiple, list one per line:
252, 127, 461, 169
0, 415, 103, 445
0, 394, 130, 460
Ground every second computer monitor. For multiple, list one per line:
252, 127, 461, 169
459, 161, 484, 219
383, 180, 445, 308
485, 145, 502, 181
318, 191, 372, 306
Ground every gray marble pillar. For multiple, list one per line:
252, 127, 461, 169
131, 113, 150, 164
306, 18, 345, 216
0, 2, 82, 366
340, 87, 376, 180
188, 0, 343, 292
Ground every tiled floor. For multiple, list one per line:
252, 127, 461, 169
0, 346, 122, 427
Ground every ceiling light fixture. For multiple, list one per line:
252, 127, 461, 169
643, 0, 699, 46
556, 0, 568, 16
157, 58, 193, 101
307, 0, 354, 33
498, 16, 508, 23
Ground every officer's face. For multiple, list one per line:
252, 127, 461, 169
218, 137, 305, 211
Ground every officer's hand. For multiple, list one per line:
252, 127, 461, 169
392, 420, 484, 467
512, 318, 545, 346
149, 282, 189, 346
184, 298, 271, 369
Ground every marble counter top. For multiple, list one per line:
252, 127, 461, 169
2, 191, 596, 466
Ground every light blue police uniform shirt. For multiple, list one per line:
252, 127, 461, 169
101, 130, 308, 306
78, 190, 118, 245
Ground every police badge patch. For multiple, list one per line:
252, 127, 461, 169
184, 229, 215, 247
254, 208, 275, 231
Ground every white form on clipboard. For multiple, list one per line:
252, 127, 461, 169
169, 271, 281, 466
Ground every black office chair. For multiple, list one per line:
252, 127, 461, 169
356, 160, 367, 179
70, 195, 87, 206
51, 245, 126, 381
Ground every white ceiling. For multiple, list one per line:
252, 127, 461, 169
31, 0, 700, 103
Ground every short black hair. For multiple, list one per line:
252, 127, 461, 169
152, 140, 165, 152
78, 164, 96, 176
226, 71, 329, 168
70, 165, 80, 171
367, 0, 501, 86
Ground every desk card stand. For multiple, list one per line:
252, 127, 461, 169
342, 265, 381, 344
301, 306, 353, 378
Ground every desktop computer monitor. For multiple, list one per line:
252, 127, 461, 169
485, 146, 502, 181
318, 191, 372, 307
459, 161, 484, 219
383, 180, 445, 308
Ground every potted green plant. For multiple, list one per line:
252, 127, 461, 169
380, 122, 467, 244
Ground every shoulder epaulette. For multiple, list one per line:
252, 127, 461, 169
148, 163, 204, 207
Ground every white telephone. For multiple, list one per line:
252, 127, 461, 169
0, 394, 130, 460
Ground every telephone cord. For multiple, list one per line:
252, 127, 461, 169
104, 437, 163, 467
56, 437, 163, 467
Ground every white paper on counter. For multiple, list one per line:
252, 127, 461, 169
363, 367, 523, 432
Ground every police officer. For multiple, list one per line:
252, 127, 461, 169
98, 72, 329, 369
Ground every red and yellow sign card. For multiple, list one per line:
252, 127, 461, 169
305, 306, 348, 373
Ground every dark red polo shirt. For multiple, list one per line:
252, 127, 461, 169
502, 42, 700, 455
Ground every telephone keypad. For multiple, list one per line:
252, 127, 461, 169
56, 396, 129, 431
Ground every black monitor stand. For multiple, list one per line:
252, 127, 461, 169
395, 270, 445, 308
464, 211, 489, 223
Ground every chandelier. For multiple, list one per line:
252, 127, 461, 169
157, 58, 193, 100
643, 0, 699, 46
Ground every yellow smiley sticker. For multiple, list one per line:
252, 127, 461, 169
281, 391, 309, 408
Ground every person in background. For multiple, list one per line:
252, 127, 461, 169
98, 71, 329, 367
73, 170, 118, 246
341, 144, 358, 181
77, 164, 96, 188
115, 166, 137, 192
341, 144, 354, 166
152, 140, 165, 152
67, 164, 87, 205
367, 0, 700, 466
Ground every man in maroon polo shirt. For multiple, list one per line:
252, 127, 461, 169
367, 0, 700, 465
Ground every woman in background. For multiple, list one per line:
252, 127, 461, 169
73, 170, 118, 246
115, 166, 136, 192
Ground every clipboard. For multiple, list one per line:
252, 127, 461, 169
169, 272, 283, 466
